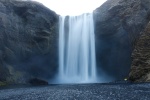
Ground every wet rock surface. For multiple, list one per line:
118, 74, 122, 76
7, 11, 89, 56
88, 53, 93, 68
0, 0, 150, 84
0, 0, 58, 84
94, 0, 150, 80
0, 83, 150, 100
129, 22, 150, 82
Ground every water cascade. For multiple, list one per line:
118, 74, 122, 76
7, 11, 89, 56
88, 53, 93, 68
58, 13, 97, 83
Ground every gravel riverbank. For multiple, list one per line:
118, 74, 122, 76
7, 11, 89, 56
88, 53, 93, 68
0, 83, 150, 100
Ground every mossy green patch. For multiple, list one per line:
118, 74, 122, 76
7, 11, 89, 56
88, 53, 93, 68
0, 81, 7, 86
6, 64, 26, 84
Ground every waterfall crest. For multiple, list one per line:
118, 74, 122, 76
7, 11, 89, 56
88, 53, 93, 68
58, 13, 97, 83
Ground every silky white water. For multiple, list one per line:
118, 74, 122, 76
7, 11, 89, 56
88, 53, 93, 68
58, 13, 97, 83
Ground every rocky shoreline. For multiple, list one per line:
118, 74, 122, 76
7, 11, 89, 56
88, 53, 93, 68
0, 83, 150, 100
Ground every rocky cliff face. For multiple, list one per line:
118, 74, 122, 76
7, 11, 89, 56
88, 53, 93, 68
0, 0, 58, 84
94, 0, 150, 80
129, 22, 150, 82
0, 0, 150, 84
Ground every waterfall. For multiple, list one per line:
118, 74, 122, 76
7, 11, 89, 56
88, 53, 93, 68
58, 13, 97, 83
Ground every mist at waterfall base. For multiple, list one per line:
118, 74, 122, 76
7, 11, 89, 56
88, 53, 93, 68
50, 13, 112, 84
32, 0, 114, 83
58, 13, 97, 83
25, 0, 132, 83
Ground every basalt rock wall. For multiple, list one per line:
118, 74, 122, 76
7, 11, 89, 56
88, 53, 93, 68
0, 0, 58, 84
0, 0, 150, 84
94, 0, 150, 81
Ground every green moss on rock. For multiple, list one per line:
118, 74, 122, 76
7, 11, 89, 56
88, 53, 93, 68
0, 81, 8, 86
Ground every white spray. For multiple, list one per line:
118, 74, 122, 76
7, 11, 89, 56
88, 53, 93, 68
58, 13, 97, 83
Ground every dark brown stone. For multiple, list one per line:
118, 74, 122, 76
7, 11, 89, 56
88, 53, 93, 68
129, 22, 150, 82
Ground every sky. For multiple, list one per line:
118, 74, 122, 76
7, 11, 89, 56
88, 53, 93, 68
32, 0, 107, 16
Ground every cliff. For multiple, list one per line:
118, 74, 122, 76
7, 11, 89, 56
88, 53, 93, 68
129, 22, 150, 82
0, 0, 58, 84
94, 0, 150, 80
0, 0, 150, 84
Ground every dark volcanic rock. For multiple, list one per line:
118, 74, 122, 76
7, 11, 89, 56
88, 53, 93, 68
29, 78, 48, 85
0, 0, 58, 84
0, 0, 150, 84
129, 22, 150, 82
94, 0, 150, 80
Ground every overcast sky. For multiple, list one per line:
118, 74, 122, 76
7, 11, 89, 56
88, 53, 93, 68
32, 0, 107, 16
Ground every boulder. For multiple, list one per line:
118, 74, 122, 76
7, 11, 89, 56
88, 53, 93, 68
29, 78, 48, 85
